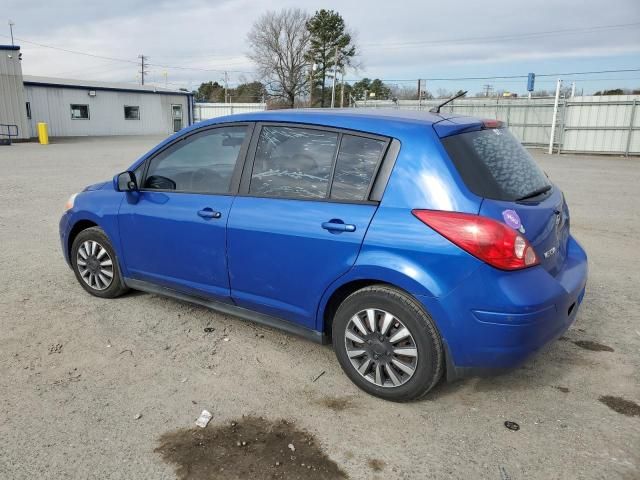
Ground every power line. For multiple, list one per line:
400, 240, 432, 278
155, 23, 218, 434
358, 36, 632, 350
345, 68, 640, 83
360, 21, 640, 50
0, 33, 254, 74
538, 68, 640, 77
0, 34, 139, 64
49, 60, 134, 78
147, 61, 252, 74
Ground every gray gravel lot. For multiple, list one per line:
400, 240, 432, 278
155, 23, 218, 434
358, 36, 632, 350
0, 136, 638, 479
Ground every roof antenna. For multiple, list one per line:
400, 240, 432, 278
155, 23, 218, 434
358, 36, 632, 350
430, 90, 468, 114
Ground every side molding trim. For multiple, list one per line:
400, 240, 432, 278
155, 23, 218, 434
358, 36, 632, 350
124, 278, 328, 344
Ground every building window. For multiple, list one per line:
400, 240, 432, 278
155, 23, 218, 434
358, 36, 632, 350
71, 104, 89, 120
124, 105, 140, 120
26, 102, 31, 119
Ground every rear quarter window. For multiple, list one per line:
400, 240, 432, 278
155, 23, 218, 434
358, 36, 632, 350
442, 128, 550, 201
330, 135, 386, 201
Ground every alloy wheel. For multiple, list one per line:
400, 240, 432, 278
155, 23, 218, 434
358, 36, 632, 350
344, 308, 418, 388
76, 240, 114, 291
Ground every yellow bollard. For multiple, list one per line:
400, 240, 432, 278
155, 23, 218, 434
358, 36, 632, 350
37, 122, 49, 145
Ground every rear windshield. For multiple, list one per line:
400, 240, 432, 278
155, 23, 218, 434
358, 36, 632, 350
442, 128, 550, 201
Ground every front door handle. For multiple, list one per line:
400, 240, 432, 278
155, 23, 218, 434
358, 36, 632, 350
322, 220, 356, 233
198, 208, 221, 219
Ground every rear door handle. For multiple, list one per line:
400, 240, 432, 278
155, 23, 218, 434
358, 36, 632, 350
198, 208, 221, 219
322, 221, 356, 233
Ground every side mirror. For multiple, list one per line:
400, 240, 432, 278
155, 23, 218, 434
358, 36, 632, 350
116, 171, 138, 192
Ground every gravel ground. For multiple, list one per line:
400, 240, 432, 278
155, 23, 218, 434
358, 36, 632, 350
0, 136, 638, 479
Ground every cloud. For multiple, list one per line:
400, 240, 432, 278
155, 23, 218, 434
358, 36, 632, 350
3, 0, 639, 93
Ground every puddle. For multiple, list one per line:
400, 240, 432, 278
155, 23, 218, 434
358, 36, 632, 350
156, 416, 347, 479
317, 397, 353, 412
367, 458, 385, 472
572, 340, 614, 352
599, 396, 640, 417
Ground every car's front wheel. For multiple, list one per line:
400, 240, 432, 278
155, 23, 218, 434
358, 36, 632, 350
71, 227, 128, 298
332, 285, 444, 402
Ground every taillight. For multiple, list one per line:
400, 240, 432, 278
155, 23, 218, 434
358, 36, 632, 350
412, 209, 539, 270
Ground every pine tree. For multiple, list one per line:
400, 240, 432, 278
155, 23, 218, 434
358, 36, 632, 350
306, 10, 356, 107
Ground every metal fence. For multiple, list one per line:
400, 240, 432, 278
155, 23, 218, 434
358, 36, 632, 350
194, 102, 266, 122
353, 95, 640, 156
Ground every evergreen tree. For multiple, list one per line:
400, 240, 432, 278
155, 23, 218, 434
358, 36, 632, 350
306, 10, 356, 107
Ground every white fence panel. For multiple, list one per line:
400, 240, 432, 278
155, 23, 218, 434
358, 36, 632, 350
352, 95, 640, 156
194, 102, 266, 122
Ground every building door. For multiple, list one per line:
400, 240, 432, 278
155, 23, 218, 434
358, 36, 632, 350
171, 105, 183, 132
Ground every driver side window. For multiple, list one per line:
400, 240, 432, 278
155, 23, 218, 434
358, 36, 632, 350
144, 126, 248, 194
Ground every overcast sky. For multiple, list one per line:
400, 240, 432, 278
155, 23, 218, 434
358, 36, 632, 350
3, 0, 640, 95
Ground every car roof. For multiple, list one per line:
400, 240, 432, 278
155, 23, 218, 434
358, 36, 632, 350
197, 108, 483, 139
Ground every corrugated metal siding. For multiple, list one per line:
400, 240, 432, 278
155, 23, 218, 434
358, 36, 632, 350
194, 103, 266, 121
353, 96, 640, 155
23, 85, 189, 137
0, 48, 30, 139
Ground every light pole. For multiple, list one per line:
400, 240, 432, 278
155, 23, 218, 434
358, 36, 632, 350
340, 69, 345, 108
8, 20, 15, 46
309, 63, 317, 108
222, 71, 229, 104
548, 79, 562, 155
330, 45, 339, 108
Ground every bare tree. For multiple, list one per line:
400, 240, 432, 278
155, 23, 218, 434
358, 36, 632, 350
247, 9, 311, 108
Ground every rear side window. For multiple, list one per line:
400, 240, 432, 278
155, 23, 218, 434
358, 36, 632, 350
442, 128, 550, 201
250, 126, 338, 199
330, 135, 386, 201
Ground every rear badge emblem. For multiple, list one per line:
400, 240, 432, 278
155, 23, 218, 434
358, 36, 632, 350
544, 246, 557, 258
502, 209, 522, 230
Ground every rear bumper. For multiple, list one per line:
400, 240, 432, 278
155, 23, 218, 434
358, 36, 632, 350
418, 235, 588, 380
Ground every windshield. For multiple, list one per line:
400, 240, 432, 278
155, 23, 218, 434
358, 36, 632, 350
442, 128, 551, 201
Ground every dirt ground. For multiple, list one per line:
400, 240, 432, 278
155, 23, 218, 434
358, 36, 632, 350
0, 136, 638, 479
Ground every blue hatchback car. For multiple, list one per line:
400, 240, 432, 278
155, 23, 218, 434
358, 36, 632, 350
59, 109, 588, 401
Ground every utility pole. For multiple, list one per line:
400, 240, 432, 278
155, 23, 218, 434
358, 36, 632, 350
309, 63, 317, 108
138, 55, 148, 85
223, 71, 229, 104
330, 45, 339, 108
483, 84, 493, 97
8, 20, 15, 46
417, 79, 422, 109
340, 69, 345, 108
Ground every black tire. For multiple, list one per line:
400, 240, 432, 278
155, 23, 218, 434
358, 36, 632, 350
332, 285, 444, 402
71, 226, 128, 298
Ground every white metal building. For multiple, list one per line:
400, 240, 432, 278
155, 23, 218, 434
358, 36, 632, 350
23, 76, 193, 138
0, 45, 30, 140
1, 45, 194, 140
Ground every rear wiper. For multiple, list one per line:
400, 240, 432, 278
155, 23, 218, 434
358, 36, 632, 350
516, 185, 552, 202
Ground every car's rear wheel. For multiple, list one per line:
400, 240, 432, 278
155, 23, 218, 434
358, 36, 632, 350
71, 227, 128, 298
332, 285, 443, 402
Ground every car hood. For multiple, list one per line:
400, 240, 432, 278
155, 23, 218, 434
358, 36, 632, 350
83, 181, 110, 192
